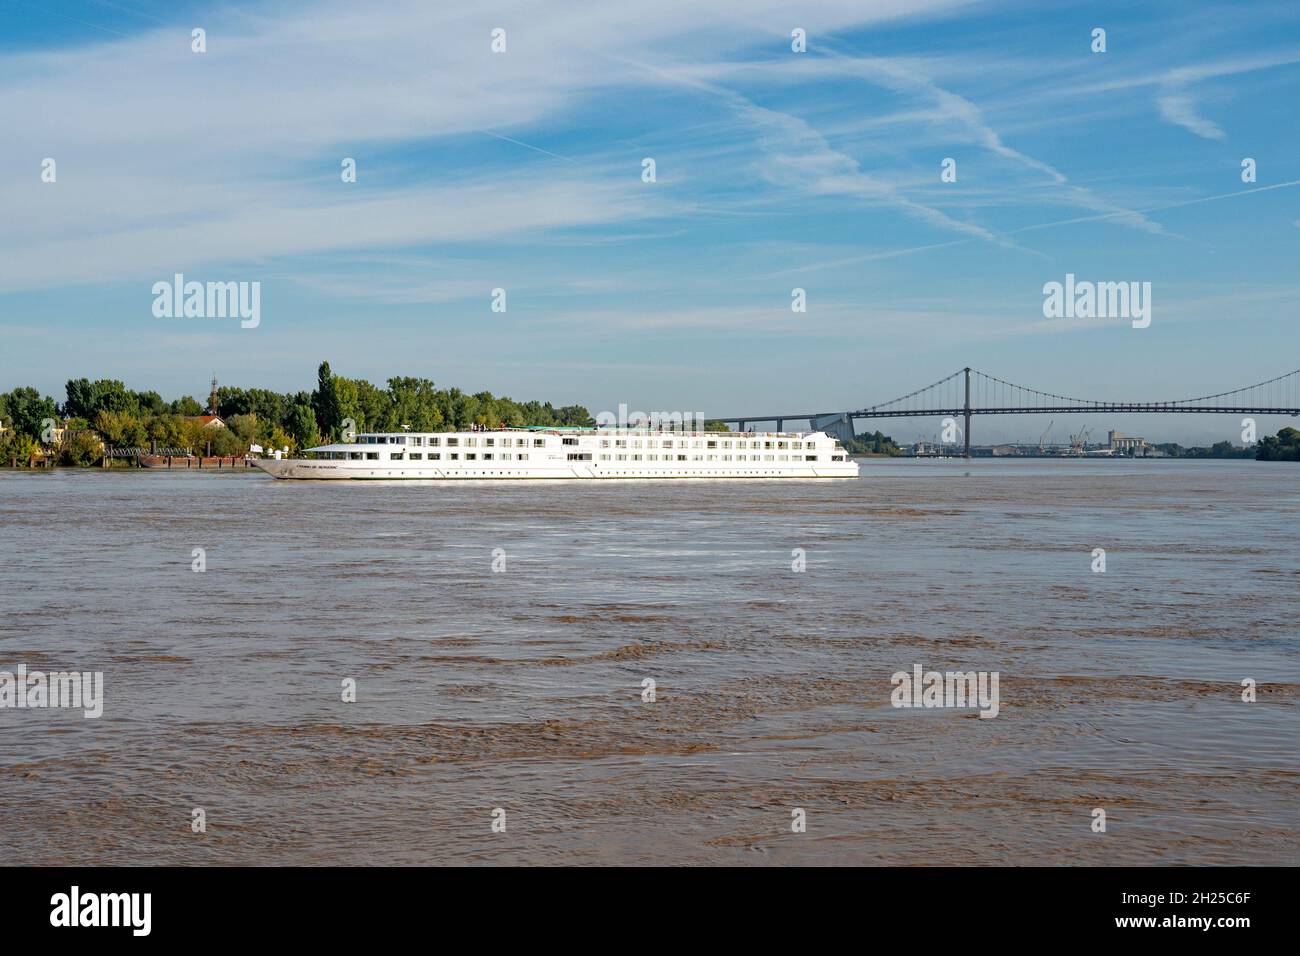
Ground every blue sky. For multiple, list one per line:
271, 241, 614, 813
2, 0, 1299, 443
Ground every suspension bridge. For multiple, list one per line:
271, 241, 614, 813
714, 366, 1300, 457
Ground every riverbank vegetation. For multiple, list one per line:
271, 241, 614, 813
1255, 426, 1300, 461
0, 362, 591, 464
1153, 441, 1255, 458
844, 429, 903, 456
4, 365, 1294, 465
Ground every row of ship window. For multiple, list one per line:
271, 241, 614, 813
354, 436, 820, 451
317, 451, 841, 463
569, 453, 821, 462
576, 438, 816, 450
356, 436, 546, 448
321, 452, 534, 461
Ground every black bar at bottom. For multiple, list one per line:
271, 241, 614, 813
0, 866, 1285, 941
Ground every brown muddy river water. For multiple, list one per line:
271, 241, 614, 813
1, 459, 1297, 865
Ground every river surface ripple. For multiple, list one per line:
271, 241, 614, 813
1, 459, 1296, 865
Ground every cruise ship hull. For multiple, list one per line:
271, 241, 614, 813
252, 427, 860, 480
252, 459, 858, 480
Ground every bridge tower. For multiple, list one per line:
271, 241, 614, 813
963, 367, 971, 459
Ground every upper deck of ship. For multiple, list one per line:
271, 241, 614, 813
304, 426, 841, 455
344, 426, 822, 443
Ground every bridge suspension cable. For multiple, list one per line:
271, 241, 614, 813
1164, 367, 1300, 407
709, 365, 1300, 450
858, 369, 966, 414
969, 369, 1100, 409
845, 366, 1300, 416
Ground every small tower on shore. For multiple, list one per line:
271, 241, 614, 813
208, 374, 220, 416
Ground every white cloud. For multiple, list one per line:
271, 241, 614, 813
1157, 88, 1226, 140
1065, 47, 1300, 141
0, 176, 675, 290
0, 0, 970, 291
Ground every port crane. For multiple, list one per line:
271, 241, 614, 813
1037, 420, 1053, 454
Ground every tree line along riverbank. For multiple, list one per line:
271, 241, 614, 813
3, 362, 1297, 466
0, 361, 591, 466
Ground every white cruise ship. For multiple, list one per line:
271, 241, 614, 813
252, 428, 859, 480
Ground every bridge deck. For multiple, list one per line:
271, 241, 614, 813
716, 405, 1300, 422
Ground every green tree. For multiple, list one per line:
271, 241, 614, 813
93, 410, 148, 448
64, 378, 136, 420
845, 429, 901, 456
1256, 426, 1300, 462
388, 377, 444, 431
226, 414, 260, 445
470, 391, 498, 427
2, 387, 58, 438
0, 430, 39, 463
132, 390, 168, 416
554, 404, 591, 427
312, 361, 340, 438
352, 378, 392, 432
266, 424, 295, 454
170, 395, 205, 416
57, 431, 104, 466
183, 419, 220, 454
217, 387, 289, 426
147, 415, 189, 450
286, 403, 321, 449
494, 397, 522, 427
208, 426, 244, 456
331, 378, 362, 438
